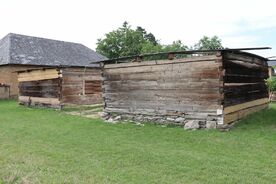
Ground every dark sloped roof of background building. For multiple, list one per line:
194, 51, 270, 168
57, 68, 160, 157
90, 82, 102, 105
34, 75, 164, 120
0, 33, 107, 67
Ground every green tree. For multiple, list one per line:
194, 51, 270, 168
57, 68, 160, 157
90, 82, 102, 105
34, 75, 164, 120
265, 76, 276, 101
162, 40, 188, 52
194, 36, 223, 50
140, 40, 189, 60
136, 26, 158, 46
96, 22, 222, 59
96, 22, 159, 59
162, 40, 188, 59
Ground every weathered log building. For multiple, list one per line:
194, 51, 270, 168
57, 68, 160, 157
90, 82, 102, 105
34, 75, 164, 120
17, 67, 102, 108
0, 33, 106, 98
101, 48, 269, 128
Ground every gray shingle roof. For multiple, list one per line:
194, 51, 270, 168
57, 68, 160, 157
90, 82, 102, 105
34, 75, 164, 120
0, 33, 107, 67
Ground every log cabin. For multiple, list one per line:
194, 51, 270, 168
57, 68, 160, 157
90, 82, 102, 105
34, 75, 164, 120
0, 33, 106, 98
17, 67, 102, 108
101, 48, 269, 128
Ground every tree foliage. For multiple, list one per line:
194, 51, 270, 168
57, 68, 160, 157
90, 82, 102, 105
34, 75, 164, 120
265, 76, 276, 101
194, 36, 223, 50
96, 22, 159, 59
96, 22, 223, 59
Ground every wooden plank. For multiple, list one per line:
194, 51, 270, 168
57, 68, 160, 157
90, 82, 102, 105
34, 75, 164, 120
104, 61, 219, 75
104, 69, 220, 82
104, 90, 221, 102
224, 76, 266, 83
19, 96, 60, 105
225, 60, 264, 69
105, 107, 218, 116
62, 75, 102, 83
224, 98, 269, 114
224, 82, 264, 86
61, 94, 102, 105
103, 81, 221, 92
224, 52, 266, 66
18, 68, 60, 82
18, 79, 61, 98
225, 67, 268, 77
61, 68, 100, 73
18, 68, 59, 77
18, 74, 61, 82
224, 103, 268, 124
61, 70, 101, 75
104, 55, 218, 69
224, 94, 268, 107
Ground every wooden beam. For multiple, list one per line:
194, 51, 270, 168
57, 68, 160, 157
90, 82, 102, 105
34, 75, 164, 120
18, 68, 61, 82
224, 98, 269, 115
224, 103, 268, 124
104, 55, 218, 69
19, 96, 60, 105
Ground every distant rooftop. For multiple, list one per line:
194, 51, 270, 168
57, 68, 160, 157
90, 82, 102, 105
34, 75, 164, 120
268, 60, 276, 66
0, 33, 107, 67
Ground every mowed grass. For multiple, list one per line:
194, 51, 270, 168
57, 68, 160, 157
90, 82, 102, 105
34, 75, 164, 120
0, 101, 275, 184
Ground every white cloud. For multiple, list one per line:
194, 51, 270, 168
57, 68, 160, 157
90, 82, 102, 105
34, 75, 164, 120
0, 0, 276, 57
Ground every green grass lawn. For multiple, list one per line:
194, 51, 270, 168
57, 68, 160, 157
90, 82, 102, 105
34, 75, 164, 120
0, 100, 275, 184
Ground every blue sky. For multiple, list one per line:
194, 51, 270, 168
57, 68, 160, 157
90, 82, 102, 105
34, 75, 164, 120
222, 27, 276, 58
0, 0, 275, 58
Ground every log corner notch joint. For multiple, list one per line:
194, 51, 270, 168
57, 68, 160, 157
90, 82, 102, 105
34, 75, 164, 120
100, 47, 271, 128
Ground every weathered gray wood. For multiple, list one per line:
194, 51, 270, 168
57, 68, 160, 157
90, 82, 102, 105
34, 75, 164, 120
103, 56, 220, 119
104, 55, 218, 69
104, 60, 219, 75
224, 52, 266, 66
223, 52, 268, 107
61, 68, 102, 105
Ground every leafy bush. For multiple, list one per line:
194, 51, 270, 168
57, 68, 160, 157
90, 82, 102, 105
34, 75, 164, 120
265, 76, 276, 101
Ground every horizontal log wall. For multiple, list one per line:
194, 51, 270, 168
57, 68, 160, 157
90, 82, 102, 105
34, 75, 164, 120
19, 78, 61, 98
223, 52, 269, 124
19, 96, 61, 109
103, 55, 223, 124
61, 68, 102, 105
18, 69, 62, 108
